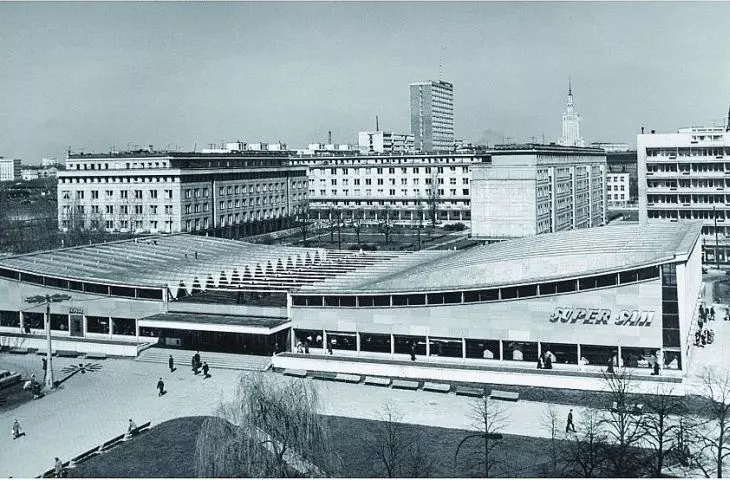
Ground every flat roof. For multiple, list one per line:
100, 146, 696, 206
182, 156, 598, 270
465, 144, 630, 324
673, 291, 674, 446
296, 222, 704, 294
140, 312, 288, 329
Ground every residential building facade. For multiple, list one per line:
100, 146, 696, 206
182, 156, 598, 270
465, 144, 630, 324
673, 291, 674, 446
57, 150, 308, 236
410, 80, 454, 152
470, 144, 607, 238
0, 158, 21, 182
358, 131, 414, 154
638, 126, 730, 263
606, 172, 630, 208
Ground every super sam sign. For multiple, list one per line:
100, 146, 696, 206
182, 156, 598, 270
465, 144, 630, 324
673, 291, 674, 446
549, 307, 655, 327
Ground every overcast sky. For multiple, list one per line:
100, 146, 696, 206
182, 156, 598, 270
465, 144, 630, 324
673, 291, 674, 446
2, 2, 730, 164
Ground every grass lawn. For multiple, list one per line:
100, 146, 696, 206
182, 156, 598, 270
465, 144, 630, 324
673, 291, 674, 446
69, 414, 566, 478
0, 379, 36, 413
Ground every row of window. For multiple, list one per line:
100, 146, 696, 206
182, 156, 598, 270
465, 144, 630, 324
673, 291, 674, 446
292, 266, 662, 308
62, 189, 172, 201
316, 165, 471, 176
311, 188, 470, 198
0, 270, 164, 299
310, 200, 471, 207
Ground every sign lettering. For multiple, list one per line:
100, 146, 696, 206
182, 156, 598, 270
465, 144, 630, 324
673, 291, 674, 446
549, 307, 654, 327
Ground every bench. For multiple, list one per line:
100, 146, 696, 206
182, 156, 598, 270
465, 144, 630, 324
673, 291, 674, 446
71, 445, 102, 464
311, 371, 337, 381
9, 347, 30, 354
283, 369, 308, 378
0, 373, 21, 389
100, 433, 126, 451
456, 386, 484, 397
490, 389, 519, 402
56, 350, 81, 358
364, 376, 392, 387
85, 353, 108, 360
423, 382, 451, 393
334, 373, 362, 384
392, 379, 419, 390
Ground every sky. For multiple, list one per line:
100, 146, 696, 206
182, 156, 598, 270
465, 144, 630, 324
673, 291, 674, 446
1, 1, 730, 164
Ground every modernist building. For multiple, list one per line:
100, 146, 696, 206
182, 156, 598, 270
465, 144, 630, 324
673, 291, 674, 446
607, 172, 631, 208
410, 80, 454, 152
0, 223, 702, 377
292, 151, 488, 225
638, 126, 730, 262
0, 158, 22, 182
559, 81, 585, 148
57, 149, 308, 236
357, 131, 414, 154
606, 149, 638, 204
470, 144, 607, 238
21, 166, 58, 181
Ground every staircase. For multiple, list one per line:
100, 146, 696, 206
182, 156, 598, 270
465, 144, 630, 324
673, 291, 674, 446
135, 347, 271, 372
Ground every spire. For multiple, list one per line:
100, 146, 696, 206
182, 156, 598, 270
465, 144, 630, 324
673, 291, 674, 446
568, 77, 572, 96
727, 102, 730, 132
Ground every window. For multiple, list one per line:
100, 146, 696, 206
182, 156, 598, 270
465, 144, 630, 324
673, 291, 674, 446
134, 190, 143, 199
106, 205, 114, 214
91, 190, 99, 199
150, 190, 158, 199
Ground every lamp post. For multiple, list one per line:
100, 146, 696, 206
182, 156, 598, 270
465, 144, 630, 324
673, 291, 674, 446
25, 294, 71, 389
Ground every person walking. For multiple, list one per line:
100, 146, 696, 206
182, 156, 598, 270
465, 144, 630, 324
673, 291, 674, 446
168, 355, 175, 373
326, 340, 333, 355
410, 343, 417, 361
194, 351, 201, 371
11, 419, 23, 439
566, 409, 577, 433
536, 353, 545, 369
191, 354, 198, 375
606, 356, 615, 374
711, 306, 716, 321
54, 457, 64, 477
42, 357, 47, 383
157, 377, 165, 396
202, 362, 210, 379
127, 418, 137, 434
544, 350, 554, 370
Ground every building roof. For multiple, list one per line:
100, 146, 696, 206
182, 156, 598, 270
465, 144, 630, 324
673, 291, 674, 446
296, 222, 703, 294
0, 223, 703, 297
140, 312, 288, 329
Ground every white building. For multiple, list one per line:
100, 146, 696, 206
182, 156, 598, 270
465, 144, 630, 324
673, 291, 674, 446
41, 157, 61, 167
0, 158, 21, 182
470, 144, 606, 238
559, 81, 585, 148
21, 167, 58, 180
638, 125, 730, 263
606, 172, 630, 208
358, 131, 414, 154
410, 80, 454, 152
591, 142, 630, 153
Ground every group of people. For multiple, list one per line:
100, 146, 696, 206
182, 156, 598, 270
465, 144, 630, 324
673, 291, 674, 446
536, 350, 556, 370
157, 351, 212, 396
696, 304, 717, 347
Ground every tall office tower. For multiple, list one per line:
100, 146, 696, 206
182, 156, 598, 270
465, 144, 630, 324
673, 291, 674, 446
559, 80, 585, 147
410, 80, 454, 152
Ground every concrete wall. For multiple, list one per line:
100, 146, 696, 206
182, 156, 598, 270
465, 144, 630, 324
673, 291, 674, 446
292, 280, 664, 348
0, 335, 140, 356
167, 302, 287, 318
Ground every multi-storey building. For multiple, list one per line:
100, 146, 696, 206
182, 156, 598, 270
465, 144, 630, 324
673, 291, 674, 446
21, 166, 58, 180
293, 151, 486, 225
358, 131, 414, 154
558, 81, 585, 148
57, 149, 308, 236
638, 126, 730, 263
470, 144, 606, 238
410, 80, 454, 152
606, 172, 630, 208
0, 158, 21, 182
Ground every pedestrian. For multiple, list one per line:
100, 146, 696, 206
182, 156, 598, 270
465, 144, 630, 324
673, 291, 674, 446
536, 353, 544, 369
304, 341, 310, 354
54, 457, 64, 477
566, 409, 577, 433
326, 340, 333, 355
127, 418, 137, 434
168, 355, 174, 373
410, 343, 416, 361
42, 357, 47, 383
202, 362, 210, 379
606, 356, 615, 374
544, 350, 554, 370
296, 340, 303, 353
11, 419, 23, 439
711, 306, 716, 321
194, 351, 201, 372
652, 360, 660, 376
191, 354, 198, 374
157, 377, 165, 396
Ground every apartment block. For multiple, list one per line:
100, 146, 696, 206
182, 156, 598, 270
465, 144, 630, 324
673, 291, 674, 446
470, 144, 607, 238
0, 158, 21, 182
410, 80, 454, 152
606, 172, 630, 208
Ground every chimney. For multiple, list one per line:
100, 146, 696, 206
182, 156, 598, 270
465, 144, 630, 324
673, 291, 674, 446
641, 127, 645, 134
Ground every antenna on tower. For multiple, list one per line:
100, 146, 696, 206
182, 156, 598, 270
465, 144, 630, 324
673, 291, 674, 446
568, 76, 572, 96
439, 44, 445, 81
376, 116, 379, 132
328, 130, 332, 144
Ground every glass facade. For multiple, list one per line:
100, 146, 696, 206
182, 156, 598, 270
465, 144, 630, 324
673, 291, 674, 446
661, 264, 681, 348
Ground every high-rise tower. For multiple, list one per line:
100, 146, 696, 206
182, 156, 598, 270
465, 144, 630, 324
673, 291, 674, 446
559, 79, 585, 147
410, 80, 454, 152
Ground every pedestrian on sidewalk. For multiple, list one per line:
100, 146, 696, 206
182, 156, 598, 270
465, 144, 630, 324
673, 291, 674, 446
536, 353, 545, 369
606, 356, 615, 374
157, 377, 165, 396
194, 351, 201, 370
711, 306, 716, 321
42, 357, 47, 383
565, 409, 576, 433
54, 457, 64, 477
11, 419, 23, 439
202, 362, 210, 379
168, 355, 175, 373
191, 354, 199, 375
326, 340, 333, 355
410, 343, 417, 361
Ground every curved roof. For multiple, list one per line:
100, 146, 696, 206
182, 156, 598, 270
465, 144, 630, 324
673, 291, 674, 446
297, 222, 703, 293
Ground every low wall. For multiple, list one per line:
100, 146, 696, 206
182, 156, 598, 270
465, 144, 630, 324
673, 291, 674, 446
272, 355, 686, 396
1, 335, 140, 357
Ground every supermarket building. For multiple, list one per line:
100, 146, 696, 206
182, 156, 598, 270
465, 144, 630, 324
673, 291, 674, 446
0, 222, 702, 382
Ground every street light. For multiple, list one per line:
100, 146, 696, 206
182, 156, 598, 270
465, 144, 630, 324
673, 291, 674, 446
25, 294, 72, 389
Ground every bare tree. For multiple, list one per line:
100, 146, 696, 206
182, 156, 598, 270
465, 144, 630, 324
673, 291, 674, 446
455, 392, 510, 477
365, 401, 414, 478
379, 206, 393, 246
194, 373, 340, 477
695, 367, 730, 478
540, 404, 561, 475
600, 368, 648, 477
559, 408, 608, 477
641, 384, 684, 477
353, 209, 362, 248
427, 169, 440, 228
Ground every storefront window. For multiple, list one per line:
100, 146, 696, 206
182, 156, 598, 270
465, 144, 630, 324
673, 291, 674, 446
393, 335, 426, 355
504, 341, 538, 362
139, 327, 159, 337
579, 344, 615, 367
542, 343, 577, 365
87, 316, 109, 334
0, 310, 20, 327
663, 350, 682, 370
360, 333, 391, 353
622, 347, 660, 370
328, 331, 357, 351
465, 339, 500, 360
111, 317, 136, 336
24, 311, 44, 330
428, 337, 462, 358
50, 314, 68, 331
295, 329, 323, 349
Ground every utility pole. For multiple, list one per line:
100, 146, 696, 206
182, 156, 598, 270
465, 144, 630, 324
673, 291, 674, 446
25, 294, 71, 389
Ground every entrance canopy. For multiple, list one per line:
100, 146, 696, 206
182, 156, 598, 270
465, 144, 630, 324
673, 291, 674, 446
139, 312, 290, 335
